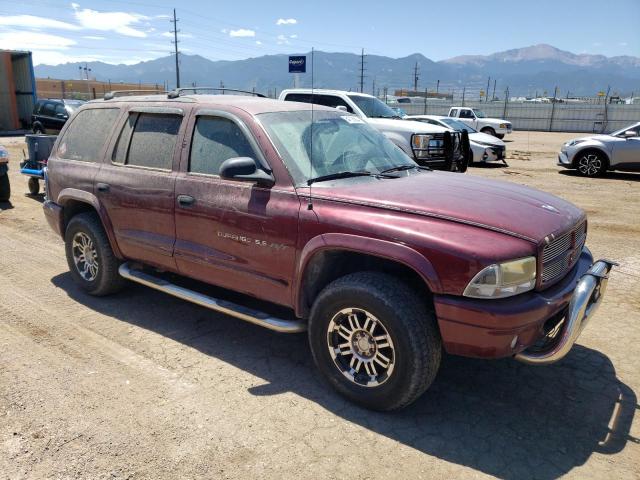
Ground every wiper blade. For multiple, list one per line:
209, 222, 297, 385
379, 165, 430, 174
307, 170, 373, 185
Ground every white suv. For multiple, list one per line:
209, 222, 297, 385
279, 89, 469, 171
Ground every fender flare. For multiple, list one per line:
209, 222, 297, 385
57, 188, 123, 258
293, 233, 442, 316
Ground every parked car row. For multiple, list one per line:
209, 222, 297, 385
40, 89, 615, 411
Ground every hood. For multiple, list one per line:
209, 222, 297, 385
313, 172, 584, 243
469, 132, 505, 146
482, 117, 510, 125
568, 134, 611, 144
366, 117, 449, 134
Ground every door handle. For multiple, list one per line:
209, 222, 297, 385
177, 194, 195, 207
96, 183, 110, 192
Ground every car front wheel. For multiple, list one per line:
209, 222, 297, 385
308, 271, 441, 411
481, 127, 496, 137
576, 151, 607, 177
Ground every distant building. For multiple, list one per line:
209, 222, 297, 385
36, 78, 164, 101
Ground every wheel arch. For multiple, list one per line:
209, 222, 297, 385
57, 188, 123, 259
294, 233, 442, 318
571, 146, 610, 169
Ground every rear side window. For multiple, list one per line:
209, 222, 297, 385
113, 113, 181, 170
56, 108, 120, 162
189, 116, 256, 175
284, 93, 353, 113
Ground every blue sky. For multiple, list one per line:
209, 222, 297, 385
0, 0, 638, 65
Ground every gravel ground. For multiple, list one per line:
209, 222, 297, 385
1, 131, 639, 480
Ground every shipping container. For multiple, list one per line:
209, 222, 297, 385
0, 50, 37, 132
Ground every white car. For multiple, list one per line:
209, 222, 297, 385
279, 89, 468, 171
408, 115, 507, 165
558, 122, 640, 177
448, 107, 512, 139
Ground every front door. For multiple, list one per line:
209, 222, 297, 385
612, 134, 640, 167
95, 107, 186, 270
174, 111, 300, 307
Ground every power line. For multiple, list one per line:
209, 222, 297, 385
170, 8, 180, 88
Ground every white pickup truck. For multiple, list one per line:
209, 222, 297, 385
448, 107, 512, 139
279, 89, 469, 171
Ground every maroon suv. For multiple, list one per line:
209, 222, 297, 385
43, 91, 614, 410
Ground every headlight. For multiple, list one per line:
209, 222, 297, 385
463, 257, 537, 299
411, 134, 443, 158
499, 123, 508, 129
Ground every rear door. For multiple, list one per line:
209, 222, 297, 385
174, 109, 300, 306
40, 102, 57, 133
95, 106, 187, 270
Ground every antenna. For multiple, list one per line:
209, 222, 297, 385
308, 47, 315, 210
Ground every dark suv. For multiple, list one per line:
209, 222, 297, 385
32, 99, 85, 134
42, 90, 613, 411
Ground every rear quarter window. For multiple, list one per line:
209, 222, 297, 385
56, 108, 120, 162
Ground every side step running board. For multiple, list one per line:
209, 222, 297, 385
118, 263, 307, 333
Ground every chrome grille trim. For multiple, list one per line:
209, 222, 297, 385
541, 221, 587, 285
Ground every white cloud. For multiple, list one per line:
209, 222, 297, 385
256, 40, 262, 45
290, 34, 297, 39
83, 35, 105, 40
229, 28, 255, 37
276, 18, 297, 25
72, 3, 149, 38
276, 34, 290, 45
161, 31, 193, 38
0, 31, 77, 51
0, 14, 80, 31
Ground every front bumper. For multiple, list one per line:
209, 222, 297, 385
43, 200, 64, 238
434, 248, 615, 361
557, 150, 572, 167
482, 146, 506, 162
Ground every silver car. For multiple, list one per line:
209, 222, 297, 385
558, 122, 640, 177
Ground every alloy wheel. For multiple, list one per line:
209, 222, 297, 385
72, 232, 99, 281
577, 154, 602, 176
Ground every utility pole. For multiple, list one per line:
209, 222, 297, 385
423, 87, 428, 114
413, 62, 419, 93
486, 76, 491, 102
492, 79, 496, 101
462, 86, 466, 106
359, 49, 366, 93
436, 79, 439, 95
170, 8, 181, 89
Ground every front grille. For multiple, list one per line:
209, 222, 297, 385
541, 221, 586, 285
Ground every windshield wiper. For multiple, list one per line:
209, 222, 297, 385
379, 165, 430, 175
307, 170, 397, 185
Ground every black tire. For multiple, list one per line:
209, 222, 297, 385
0, 173, 10, 202
28, 177, 40, 195
64, 212, 126, 296
481, 127, 496, 137
495, 134, 505, 139
574, 150, 608, 177
308, 271, 441, 411
32, 124, 44, 134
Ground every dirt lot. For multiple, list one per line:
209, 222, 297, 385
1, 131, 639, 480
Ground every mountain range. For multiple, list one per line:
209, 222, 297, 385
34, 44, 640, 97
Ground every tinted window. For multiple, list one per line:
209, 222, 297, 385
57, 108, 120, 162
55, 104, 67, 115
284, 93, 354, 113
459, 109, 473, 118
125, 113, 181, 170
41, 102, 56, 116
190, 116, 256, 175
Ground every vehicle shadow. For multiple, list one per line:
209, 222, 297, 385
471, 162, 509, 169
559, 170, 640, 182
24, 192, 45, 203
51, 273, 637, 480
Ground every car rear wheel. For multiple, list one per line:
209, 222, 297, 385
576, 151, 607, 177
308, 271, 441, 411
495, 134, 505, 139
481, 127, 496, 137
65, 212, 126, 296
32, 124, 44, 134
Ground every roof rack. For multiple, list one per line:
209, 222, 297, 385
166, 87, 266, 99
104, 90, 167, 100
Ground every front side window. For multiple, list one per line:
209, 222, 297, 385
189, 116, 256, 175
259, 110, 415, 185
112, 113, 181, 170
459, 109, 473, 118
450, 109, 458, 117
56, 108, 120, 162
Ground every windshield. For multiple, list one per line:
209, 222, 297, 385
258, 110, 415, 185
611, 122, 640, 136
473, 109, 487, 118
347, 95, 401, 119
64, 100, 85, 112
440, 117, 477, 133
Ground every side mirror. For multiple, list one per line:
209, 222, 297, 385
335, 105, 348, 112
623, 130, 637, 138
219, 157, 275, 187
